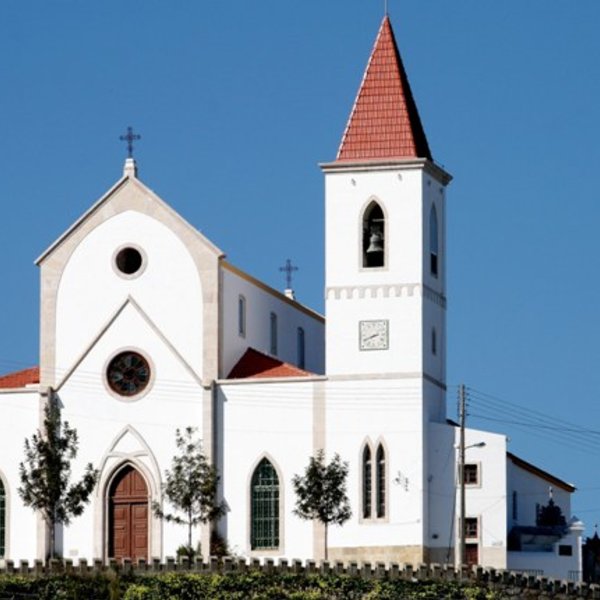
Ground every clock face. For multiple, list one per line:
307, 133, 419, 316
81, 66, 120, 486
359, 320, 389, 351
107, 351, 151, 397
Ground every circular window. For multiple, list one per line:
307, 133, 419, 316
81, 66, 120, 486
115, 247, 143, 275
106, 351, 151, 397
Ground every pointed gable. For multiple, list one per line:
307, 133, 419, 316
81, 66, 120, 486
336, 16, 432, 162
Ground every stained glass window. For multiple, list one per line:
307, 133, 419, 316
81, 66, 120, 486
251, 459, 279, 549
376, 444, 386, 518
362, 445, 372, 518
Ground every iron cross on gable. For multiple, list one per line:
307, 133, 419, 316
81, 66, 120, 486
279, 259, 298, 290
119, 126, 141, 158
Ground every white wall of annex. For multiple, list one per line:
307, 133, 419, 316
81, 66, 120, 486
56, 210, 203, 378
217, 381, 315, 559
459, 426, 508, 569
427, 422, 457, 560
221, 268, 324, 377
507, 460, 573, 529
0, 391, 40, 563
325, 378, 426, 550
56, 302, 204, 561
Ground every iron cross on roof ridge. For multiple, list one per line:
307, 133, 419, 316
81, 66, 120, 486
279, 259, 298, 290
119, 126, 141, 158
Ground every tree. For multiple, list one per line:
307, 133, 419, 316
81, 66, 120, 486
292, 450, 352, 560
18, 397, 98, 559
152, 427, 224, 557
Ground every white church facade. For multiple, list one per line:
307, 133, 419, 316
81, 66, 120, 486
0, 16, 584, 580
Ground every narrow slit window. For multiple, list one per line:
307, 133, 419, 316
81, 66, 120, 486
431, 328, 437, 356
238, 295, 246, 337
270, 312, 278, 355
512, 491, 518, 521
250, 458, 280, 549
362, 445, 372, 518
297, 327, 305, 369
376, 444, 386, 518
429, 205, 439, 277
362, 201, 385, 268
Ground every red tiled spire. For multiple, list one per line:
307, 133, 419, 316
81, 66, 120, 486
336, 16, 432, 162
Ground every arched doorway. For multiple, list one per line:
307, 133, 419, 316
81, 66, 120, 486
108, 465, 148, 561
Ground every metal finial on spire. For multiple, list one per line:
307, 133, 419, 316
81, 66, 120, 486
384, 0, 388, 15
279, 259, 299, 290
119, 126, 141, 158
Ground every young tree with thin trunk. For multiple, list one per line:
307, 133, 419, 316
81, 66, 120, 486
18, 397, 98, 559
152, 427, 224, 557
292, 450, 352, 561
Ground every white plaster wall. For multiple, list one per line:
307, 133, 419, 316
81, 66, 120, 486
325, 168, 424, 287
56, 302, 204, 560
507, 459, 572, 529
427, 422, 458, 560
221, 268, 324, 377
0, 390, 42, 562
507, 522, 583, 581
459, 426, 508, 569
324, 167, 448, 378
56, 210, 204, 379
326, 293, 423, 376
325, 378, 427, 550
217, 381, 316, 559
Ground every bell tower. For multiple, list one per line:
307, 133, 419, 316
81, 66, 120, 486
321, 16, 452, 400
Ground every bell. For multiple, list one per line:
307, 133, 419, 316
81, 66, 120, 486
366, 232, 384, 254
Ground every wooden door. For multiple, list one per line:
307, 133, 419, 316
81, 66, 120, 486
109, 465, 148, 561
465, 543, 479, 566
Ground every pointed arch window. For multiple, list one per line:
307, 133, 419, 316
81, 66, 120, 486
362, 445, 372, 518
297, 327, 305, 369
270, 312, 278, 356
251, 458, 280, 549
0, 479, 6, 558
376, 444, 386, 518
429, 205, 439, 277
362, 201, 385, 268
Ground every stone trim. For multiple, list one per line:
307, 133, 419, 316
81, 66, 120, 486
326, 283, 446, 308
246, 453, 285, 557
38, 176, 222, 393
221, 261, 324, 324
54, 296, 203, 392
320, 158, 452, 186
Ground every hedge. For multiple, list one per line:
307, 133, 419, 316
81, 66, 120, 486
0, 572, 502, 600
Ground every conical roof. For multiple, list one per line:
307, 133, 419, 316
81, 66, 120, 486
336, 15, 432, 162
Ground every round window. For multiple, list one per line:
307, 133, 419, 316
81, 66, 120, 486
106, 351, 151, 397
115, 247, 143, 275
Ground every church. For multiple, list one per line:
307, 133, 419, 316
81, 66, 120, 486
0, 15, 584, 580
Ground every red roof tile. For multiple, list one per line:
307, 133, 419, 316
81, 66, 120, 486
337, 15, 432, 162
227, 348, 314, 380
0, 366, 40, 389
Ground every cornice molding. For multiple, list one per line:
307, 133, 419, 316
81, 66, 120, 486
326, 283, 446, 308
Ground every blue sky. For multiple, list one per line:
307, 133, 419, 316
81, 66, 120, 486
2, 1, 600, 535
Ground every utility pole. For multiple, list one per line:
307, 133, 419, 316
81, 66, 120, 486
458, 383, 466, 568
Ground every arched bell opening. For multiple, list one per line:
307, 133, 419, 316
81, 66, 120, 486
362, 201, 385, 268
